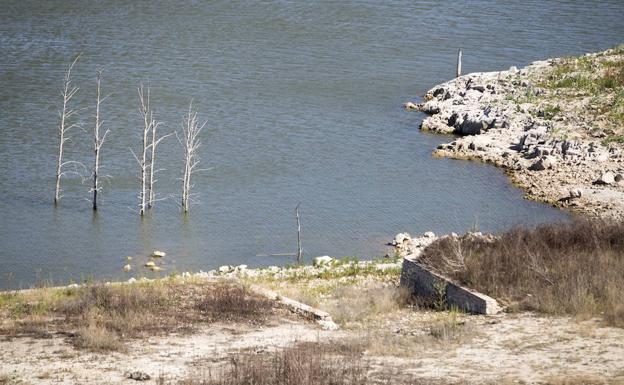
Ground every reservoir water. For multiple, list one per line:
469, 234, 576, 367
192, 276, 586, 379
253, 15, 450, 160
1, 1, 623, 289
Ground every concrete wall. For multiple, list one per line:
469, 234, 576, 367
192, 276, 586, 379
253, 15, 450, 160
400, 257, 501, 315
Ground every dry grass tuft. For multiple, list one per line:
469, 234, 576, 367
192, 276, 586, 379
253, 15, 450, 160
194, 282, 273, 323
74, 321, 122, 352
323, 285, 410, 325
420, 219, 624, 326
427, 308, 470, 341
177, 341, 368, 385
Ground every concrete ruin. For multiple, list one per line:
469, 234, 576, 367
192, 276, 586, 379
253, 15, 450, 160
395, 232, 501, 315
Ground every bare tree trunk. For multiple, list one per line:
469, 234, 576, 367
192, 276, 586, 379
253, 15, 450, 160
136, 85, 151, 216
295, 203, 302, 264
54, 54, 81, 205
178, 101, 207, 213
148, 115, 157, 208
456, 48, 463, 78
92, 70, 109, 211
134, 84, 166, 214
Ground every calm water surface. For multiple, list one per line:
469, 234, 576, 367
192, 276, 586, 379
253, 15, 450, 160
1, 1, 623, 289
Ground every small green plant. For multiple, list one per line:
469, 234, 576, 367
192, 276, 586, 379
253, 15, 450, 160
542, 105, 562, 119
603, 135, 624, 145
432, 279, 447, 311
428, 306, 466, 341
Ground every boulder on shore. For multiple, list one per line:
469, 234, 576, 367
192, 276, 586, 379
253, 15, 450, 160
596, 171, 615, 185
313, 256, 334, 267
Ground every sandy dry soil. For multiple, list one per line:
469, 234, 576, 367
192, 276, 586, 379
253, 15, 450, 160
2, 310, 623, 384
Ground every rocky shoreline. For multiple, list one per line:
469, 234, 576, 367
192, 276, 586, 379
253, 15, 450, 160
405, 46, 624, 219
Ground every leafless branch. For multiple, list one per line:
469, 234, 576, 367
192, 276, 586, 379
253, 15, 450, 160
54, 53, 82, 205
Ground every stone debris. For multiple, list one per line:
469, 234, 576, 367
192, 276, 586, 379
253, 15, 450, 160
391, 232, 438, 258
126, 371, 150, 381
569, 188, 583, 200
596, 171, 615, 185
256, 287, 339, 331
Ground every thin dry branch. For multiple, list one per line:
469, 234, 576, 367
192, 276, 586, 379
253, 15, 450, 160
54, 53, 82, 205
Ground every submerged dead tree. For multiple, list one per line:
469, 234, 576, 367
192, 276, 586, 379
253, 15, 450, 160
133, 84, 167, 215
91, 70, 110, 211
134, 85, 157, 215
178, 101, 207, 213
54, 54, 82, 205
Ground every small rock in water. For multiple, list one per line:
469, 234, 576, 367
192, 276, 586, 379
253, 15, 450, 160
126, 371, 151, 381
149, 266, 164, 272
123, 264, 132, 272
596, 171, 615, 185
403, 101, 418, 110
144, 261, 156, 268
313, 256, 334, 267
151, 250, 166, 258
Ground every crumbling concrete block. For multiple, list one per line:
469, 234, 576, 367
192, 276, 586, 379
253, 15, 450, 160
400, 256, 501, 315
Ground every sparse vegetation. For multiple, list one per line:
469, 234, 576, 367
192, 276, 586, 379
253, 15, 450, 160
420, 220, 624, 326
324, 285, 409, 325
0, 280, 275, 351
427, 307, 468, 341
531, 46, 624, 142
176, 341, 369, 385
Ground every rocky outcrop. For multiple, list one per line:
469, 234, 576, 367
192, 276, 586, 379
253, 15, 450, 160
406, 49, 624, 219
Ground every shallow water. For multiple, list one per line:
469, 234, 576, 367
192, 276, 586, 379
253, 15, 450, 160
1, 1, 623, 289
